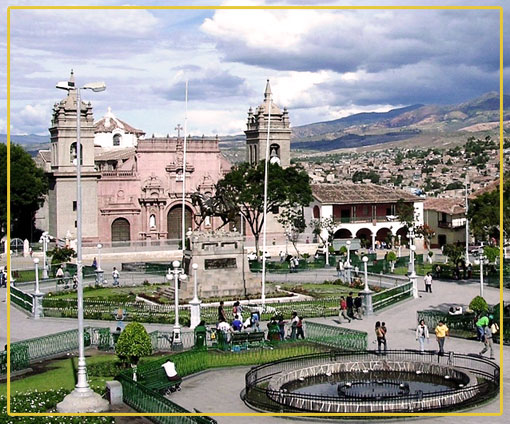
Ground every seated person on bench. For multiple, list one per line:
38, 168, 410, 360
161, 360, 181, 391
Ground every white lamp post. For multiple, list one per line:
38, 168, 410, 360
95, 243, 104, 285
32, 258, 44, 319
345, 240, 352, 283
398, 234, 402, 258
39, 232, 50, 279
409, 245, 418, 298
56, 74, 109, 413
360, 256, 373, 315
189, 263, 201, 329
166, 260, 187, 350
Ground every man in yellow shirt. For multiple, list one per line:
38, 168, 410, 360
435, 320, 449, 356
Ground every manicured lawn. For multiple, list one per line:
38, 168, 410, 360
393, 263, 433, 276
48, 284, 169, 301
0, 354, 118, 395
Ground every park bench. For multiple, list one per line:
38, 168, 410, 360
231, 331, 266, 350
137, 366, 182, 395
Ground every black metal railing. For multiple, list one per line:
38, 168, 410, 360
243, 350, 500, 414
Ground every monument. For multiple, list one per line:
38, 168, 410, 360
183, 231, 260, 299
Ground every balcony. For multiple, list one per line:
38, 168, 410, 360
438, 218, 466, 229
333, 216, 400, 224
101, 170, 136, 178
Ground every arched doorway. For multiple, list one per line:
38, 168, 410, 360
396, 227, 408, 245
111, 218, 130, 242
167, 205, 193, 240
356, 228, 372, 248
334, 228, 352, 239
313, 205, 320, 219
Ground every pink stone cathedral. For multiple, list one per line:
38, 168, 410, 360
36, 75, 290, 246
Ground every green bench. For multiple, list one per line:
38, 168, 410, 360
231, 331, 266, 350
137, 366, 182, 395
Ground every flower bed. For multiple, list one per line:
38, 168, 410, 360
1, 389, 114, 423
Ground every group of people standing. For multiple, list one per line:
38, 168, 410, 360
339, 292, 364, 323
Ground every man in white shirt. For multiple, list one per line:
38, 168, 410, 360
424, 273, 433, 293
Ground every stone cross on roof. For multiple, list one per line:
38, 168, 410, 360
175, 124, 183, 138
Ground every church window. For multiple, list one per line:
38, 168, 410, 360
70, 142, 83, 165
113, 134, 121, 146
73, 201, 77, 211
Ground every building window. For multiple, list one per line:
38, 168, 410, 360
313, 205, 320, 219
113, 134, 121, 146
70, 142, 83, 165
149, 214, 156, 229
74, 220, 77, 228
271, 205, 279, 214
73, 201, 77, 211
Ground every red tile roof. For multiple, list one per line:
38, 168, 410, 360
423, 197, 465, 215
311, 183, 420, 204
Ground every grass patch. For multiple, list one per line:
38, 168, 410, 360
0, 354, 118, 396
47, 284, 169, 301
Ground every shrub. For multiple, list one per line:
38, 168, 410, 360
115, 322, 152, 366
469, 296, 489, 315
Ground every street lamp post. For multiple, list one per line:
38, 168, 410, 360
95, 243, 103, 285
189, 263, 201, 329
407, 226, 415, 275
360, 256, 373, 315
409, 245, 418, 299
166, 260, 187, 350
398, 234, 402, 258
32, 258, 43, 319
345, 240, 351, 283
56, 74, 108, 413
39, 232, 50, 279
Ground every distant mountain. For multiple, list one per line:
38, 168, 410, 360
291, 104, 424, 139
0, 134, 49, 145
291, 92, 510, 151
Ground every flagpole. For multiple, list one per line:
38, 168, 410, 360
261, 86, 272, 307
182, 80, 188, 252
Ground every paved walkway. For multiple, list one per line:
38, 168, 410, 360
1, 276, 508, 422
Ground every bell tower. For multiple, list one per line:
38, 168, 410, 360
46, 70, 99, 242
245, 80, 291, 168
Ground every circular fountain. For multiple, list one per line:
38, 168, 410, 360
243, 351, 499, 414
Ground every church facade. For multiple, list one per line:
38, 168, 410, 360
35, 75, 289, 246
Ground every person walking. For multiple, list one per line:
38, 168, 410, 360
277, 315, 286, 340
479, 324, 494, 359
415, 319, 430, 353
346, 292, 354, 319
424, 272, 433, 293
218, 300, 227, 323
434, 320, 449, 356
375, 321, 387, 355
290, 311, 300, 339
354, 294, 363, 320
296, 315, 305, 339
476, 314, 489, 341
339, 296, 351, 323
56, 265, 64, 285
112, 267, 120, 287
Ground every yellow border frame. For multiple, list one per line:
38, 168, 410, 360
5, 3, 504, 419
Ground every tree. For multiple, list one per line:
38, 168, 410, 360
48, 246, 76, 265
214, 161, 313, 259
468, 178, 509, 242
415, 223, 435, 262
309, 217, 336, 251
277, 207, 306, 257
385, 251, 397, 273
396, 199, 415, 229
116, 322, 152, 380
469, 295, 489, 315
0, 143, 48, 240
443, 243, 464, 279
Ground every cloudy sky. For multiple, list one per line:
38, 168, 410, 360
1, 0, 508, 137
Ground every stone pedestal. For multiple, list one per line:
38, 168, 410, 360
183, 231, 259, 299
189, 298, 201, 329
172, 326, 183, 351
95, 269, 104, 285
32, 293, 44, 319
410, 273, 418, 298
360, 289, 373, 315
105, 381, 123, 406
56, 388, 110, 413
